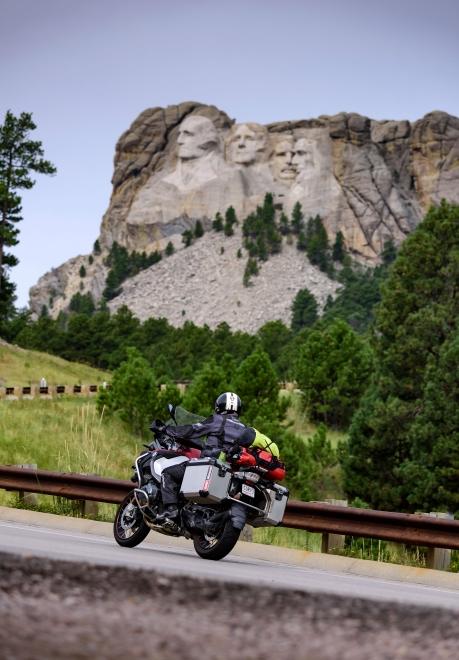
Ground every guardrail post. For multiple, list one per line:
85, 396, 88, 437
39, 386, 51, 399
77, 473, 99, 518
16, 464, 39, 506
240, 526, 253, 542
321, 499, 348, 554
22, 385, 35, 399
425, 512, 453, 570
5, 386, 18, 400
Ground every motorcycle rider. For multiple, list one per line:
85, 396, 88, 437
156, 391, 256, 526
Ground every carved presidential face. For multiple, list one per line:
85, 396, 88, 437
271, 136, 296, 181
292, 138, 315, 173
226, 123, 268, 165
177, 116, 219, 160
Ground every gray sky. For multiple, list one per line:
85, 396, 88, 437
2, 0, 458, 307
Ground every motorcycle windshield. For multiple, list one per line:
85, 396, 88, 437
172, 406, 206, 426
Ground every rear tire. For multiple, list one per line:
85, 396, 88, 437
192, 518, 241, 560
113, 492, 150, 548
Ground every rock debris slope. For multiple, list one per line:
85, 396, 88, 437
108, 230, 339, 333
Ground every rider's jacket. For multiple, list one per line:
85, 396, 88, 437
166, 412, 255, 457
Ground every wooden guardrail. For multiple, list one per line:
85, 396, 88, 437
0, 384, 104, 400
0, 465, 458, 567
0, 382, 297, 400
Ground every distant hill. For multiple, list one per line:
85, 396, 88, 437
0, 339, 110, 387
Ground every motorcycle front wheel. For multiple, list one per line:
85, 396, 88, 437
113, 492, 150, 548
192, 518, 241, 560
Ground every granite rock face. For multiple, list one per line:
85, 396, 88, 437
29, 103, 459, 329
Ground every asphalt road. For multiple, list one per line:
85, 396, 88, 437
1, 518, 459, 612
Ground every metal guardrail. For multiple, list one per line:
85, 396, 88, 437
1, 465, 459, 550
0, 465, 130, 504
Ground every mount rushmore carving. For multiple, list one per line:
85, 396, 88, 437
30, 101, 459, 321
99, 102, 459, 262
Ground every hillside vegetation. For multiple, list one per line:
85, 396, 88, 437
0, 340, 110, 387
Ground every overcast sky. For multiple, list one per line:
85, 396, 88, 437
2, 0, 459, 307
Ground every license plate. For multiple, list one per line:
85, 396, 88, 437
241, 484, 255, 498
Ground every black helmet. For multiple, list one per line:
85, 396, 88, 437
215, 392, 242, 415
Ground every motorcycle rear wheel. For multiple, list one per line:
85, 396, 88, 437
192, 518, 241, 560
113, 492, 150, 548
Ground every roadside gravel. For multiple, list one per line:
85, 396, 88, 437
0, 552, 458, 660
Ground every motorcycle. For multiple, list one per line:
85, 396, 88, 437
113, 405, 289, 561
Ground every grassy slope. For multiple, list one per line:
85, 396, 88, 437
0, 341, 110, 387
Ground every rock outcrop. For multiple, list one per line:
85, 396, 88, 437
29, 102, 459, 329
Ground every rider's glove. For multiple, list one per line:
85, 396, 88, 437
227, 444, 241, 461
150, 419, 166, 433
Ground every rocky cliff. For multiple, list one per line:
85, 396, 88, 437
29, 102, 459, 330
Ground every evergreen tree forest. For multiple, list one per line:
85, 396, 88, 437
342, 201, 459, 513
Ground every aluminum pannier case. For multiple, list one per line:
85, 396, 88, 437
180, 458, 231, 504
264, 485, 289, 525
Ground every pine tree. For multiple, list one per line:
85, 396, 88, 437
69, 292, 95, 316
296, 231, 307, 251
194, 220, 204, 238
224, 206, 238, 236
165, 241, 175, 256
182, 359, 229, 418
79, 265, 86, 278
381, 238, 397, 265
212, 212, 223, 232
233, 348, 281, 425
182, 229, 193, 247
306, 215, 330, 272
243, 258, 259, 287
93, 239, 101, 254
291, 202, 304, 235
291, 289, 318, 332
0, 111, 56, 319
332, 231, 345, 262
279, 212, 290, 236
96, 347, 172, 437
294, 319, 373, 428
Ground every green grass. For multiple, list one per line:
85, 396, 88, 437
0, 341, 110, 387
0, 398, 139, 478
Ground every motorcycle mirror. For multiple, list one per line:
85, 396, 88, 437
167, 403, 177, 424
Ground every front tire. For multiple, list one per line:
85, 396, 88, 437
193, 518, 241, 560
114, 492, 150, 548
